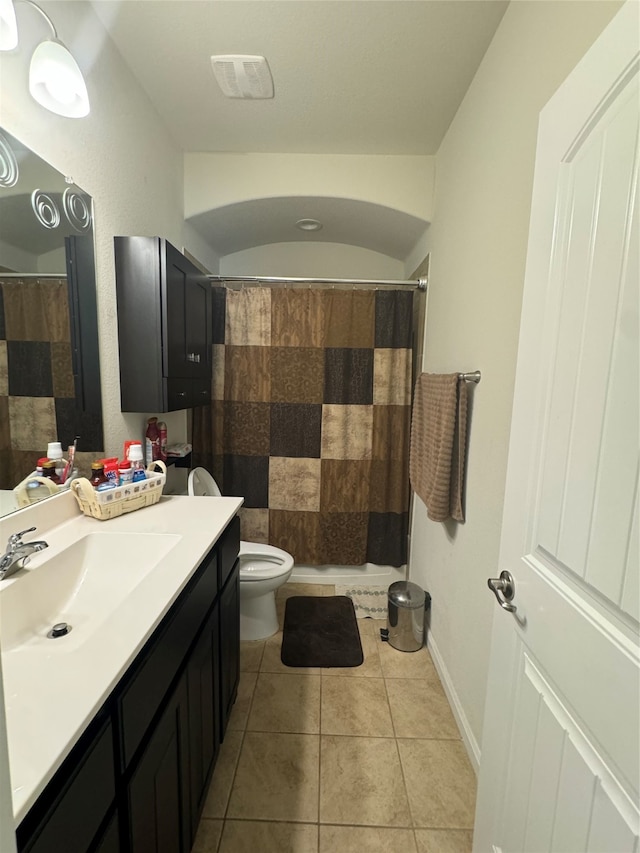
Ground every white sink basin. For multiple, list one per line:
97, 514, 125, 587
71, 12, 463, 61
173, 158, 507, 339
0, 532, 181, 651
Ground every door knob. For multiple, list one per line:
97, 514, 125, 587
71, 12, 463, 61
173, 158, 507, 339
487, 570, 517, 613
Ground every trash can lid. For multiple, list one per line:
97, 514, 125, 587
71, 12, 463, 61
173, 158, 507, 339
388, 581, 426, 609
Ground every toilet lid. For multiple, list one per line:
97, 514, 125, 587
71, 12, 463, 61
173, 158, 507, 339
188, 467, 222, 497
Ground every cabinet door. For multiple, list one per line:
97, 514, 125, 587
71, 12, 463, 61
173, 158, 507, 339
163, 242, 211, 383
94, 814, 121, 853
185, 276, 211, 380
17, 719, 115, 853
128, 675, 190, 853
164, 241, 190, 379
187, 607, 220, 838
219, 564, 240, 742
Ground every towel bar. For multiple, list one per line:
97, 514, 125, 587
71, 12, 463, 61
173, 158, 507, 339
459, 371, 481, 383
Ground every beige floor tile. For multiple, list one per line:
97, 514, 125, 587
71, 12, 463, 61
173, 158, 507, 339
227, 671, 257, 732
386, 678, 460, 739
192, 818, 223, 853
397, 739, 476, 828
321, 676, 393, 736
414, 828, 474, 853
228, 731, 320, 822
319, 825, 417, 853
219, 820, 318, 852
248, 673, 321, 733
202, 730, 244, 819
379, 643, 440, 680
320, 735, 411, 826
358, 617, 385, 637
278, 582, 328, 599
240, 639, 265, 672
322, 629, 382, 678
261, 631, 321, 675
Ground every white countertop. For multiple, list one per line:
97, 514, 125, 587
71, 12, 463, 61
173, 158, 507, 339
0, 492, 242, 824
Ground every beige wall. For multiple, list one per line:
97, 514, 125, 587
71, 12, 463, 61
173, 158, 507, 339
0, 0, 199, 486
407, 0, 623, 764
185, 152, 435, 221
221, 242, 404, 279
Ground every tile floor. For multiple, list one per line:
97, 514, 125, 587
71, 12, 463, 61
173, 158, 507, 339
193, 583, 477, 852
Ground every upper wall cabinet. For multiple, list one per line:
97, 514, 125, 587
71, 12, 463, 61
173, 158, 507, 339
115, 237, 212, 412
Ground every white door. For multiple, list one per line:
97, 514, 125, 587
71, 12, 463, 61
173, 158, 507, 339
474, 4, 639, 852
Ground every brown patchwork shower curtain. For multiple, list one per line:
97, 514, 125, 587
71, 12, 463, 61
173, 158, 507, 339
193, 284, 413, 567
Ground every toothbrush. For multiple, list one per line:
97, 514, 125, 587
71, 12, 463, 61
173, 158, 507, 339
61, 436, 79, 484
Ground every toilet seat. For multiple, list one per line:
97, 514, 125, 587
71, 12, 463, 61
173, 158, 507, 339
239, 542, 294, 581
187, 466, 295, 640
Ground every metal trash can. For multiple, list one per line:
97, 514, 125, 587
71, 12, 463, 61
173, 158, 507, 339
385, 581, 430, 652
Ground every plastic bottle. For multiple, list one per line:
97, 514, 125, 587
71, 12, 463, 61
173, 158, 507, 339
90, 461, 113, 491
118, 460, 133, 485
145, 417, 160, 466
47, 442, 67, 479
41, 460, 61, 485
158, 421, 167, 463
129, 443, 146, 482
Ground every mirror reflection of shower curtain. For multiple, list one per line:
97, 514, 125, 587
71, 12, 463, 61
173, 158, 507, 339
193, 284, 413, 567
0, 277, 73, 489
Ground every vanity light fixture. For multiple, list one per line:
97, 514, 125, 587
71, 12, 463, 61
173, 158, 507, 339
0, 0, 18, 50
1, 0, 90, 118
295, 218, 323, 232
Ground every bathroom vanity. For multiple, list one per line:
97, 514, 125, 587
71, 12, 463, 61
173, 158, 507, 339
0, 491, 242, 853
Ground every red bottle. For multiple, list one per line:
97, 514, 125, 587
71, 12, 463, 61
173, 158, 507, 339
158, 421, 167, 463
145, 417, 160, 466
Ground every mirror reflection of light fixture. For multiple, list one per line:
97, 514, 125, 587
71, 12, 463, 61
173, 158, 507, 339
0, 0, 90, 118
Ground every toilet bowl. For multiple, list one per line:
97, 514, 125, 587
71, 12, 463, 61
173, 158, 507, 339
187, 468, 294, 641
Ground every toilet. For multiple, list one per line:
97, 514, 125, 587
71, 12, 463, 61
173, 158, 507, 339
187, 468, 294, 641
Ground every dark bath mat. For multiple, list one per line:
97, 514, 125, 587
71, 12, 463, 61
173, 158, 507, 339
281, 596, 364, 668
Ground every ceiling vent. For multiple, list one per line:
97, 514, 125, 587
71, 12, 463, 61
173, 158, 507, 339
210, 55, 274, 99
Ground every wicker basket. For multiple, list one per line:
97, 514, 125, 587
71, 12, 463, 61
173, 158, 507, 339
70, 461, 167, 521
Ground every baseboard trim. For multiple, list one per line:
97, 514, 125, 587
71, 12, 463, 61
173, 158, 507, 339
427, 634, 481, 775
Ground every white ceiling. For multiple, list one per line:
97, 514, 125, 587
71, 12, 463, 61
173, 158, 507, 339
91, 0, 509, 260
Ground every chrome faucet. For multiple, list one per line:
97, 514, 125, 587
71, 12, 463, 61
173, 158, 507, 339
0, 527, 49, 580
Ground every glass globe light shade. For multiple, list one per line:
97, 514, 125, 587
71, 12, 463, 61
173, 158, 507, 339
0, 0, 18, 50
29, 39, 90, 118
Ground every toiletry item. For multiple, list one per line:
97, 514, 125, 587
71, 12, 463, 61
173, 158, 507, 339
102, 457, 119, 485
124, 439, 141, 461
61, 440, 77, 485
166, 442, 192, 458
47, 442, 66, 479
158, 421, 167, 462
118, 460, 133, 485
42, 460, 61, 485
27, 457, 51, 490
145, 417, 160, 466
90, 461, 110, 490
129, 443, 146, 482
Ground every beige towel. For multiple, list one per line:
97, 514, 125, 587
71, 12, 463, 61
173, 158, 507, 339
409, 373, 468, 522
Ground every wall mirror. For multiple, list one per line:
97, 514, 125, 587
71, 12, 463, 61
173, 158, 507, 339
0, 127, 103, 516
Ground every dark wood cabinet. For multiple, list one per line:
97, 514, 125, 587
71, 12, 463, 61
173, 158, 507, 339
16, 718, 117, 853
114, 236, 212, 413
17, 515, 240, 853
187, 607, 220, 836
128, 675, 190, 853
219, 564, 240, 742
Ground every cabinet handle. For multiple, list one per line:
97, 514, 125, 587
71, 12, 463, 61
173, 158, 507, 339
177, 391, 187, 398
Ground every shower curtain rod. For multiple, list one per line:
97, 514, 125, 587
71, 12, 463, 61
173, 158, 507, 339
0, 272, 65, 278
209, 274, 428, 290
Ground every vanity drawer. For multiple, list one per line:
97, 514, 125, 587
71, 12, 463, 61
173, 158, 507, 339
218, 514, 240, 589
117, 546, 218, 770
